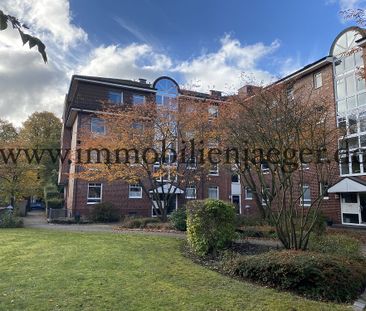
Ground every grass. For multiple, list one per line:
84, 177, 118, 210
0, 229, 351, 311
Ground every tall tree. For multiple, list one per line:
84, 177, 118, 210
222, 83, 341, 250
0, 119, 40, 205
19, 111, 62, 187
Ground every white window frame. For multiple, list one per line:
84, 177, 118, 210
300, 184, 311, 207
320, 182, 329, 200
185, 186, 197, 199
91, 117, 106, 135
108, 90, 123, 104
261, 162, 270, 174
208, 186, 219, 200
129, 184, 143, 199
186, 156, 197, 169
87, 183, 102, 204
231, 173, 240, 183
209, 163, 219, 176
314, 72, 323, 89
244, 187, 253, 200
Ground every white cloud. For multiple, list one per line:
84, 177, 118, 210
336, 0, 366, 10
0, 1, 282, 126
1, 0, 87, 49
173, 35, 279, 93
77, 35, 279, 94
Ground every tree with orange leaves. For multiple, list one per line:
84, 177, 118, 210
76, 97, 221, 221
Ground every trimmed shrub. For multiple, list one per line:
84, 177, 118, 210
169, 208, 187, 231
309, 234, 362, 259
222, 250, 366, 302
121, 217, 160, 228
187, 199, 236, 256
90, 203, 120, 222
0, 212, 23, 228
47, 198, 63, 209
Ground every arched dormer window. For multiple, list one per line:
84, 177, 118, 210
331, 28, 365, 114
153, 77, 179, 107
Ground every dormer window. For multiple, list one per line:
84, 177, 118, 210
133, 94, 146, 105
108, 91, 123, 104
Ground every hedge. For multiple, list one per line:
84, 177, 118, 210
90, 203, 120, 222
222, 250, 366, 302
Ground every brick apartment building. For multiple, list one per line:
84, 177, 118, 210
59, 26, 366, 226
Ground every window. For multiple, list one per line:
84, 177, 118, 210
244, 187, 253, 200
287, 86, 294, 101
91, 118, 105, 134
129, 184, 142, 198
231, 174, 239, 183
133, 94, 146, 105
261, 161, 270, 173
186, 157, 197, 169
87, 183, 102, 204
209, 164, 219, 175
208, 186, 219, 199
154, 78, 178, 107
108, 91, 123, 104
342, 193, 358, 203
208, 105, 218, 118
186, 186, 196, 199
132, 122, 143, 131
343, 213, 360, 224
300, 184, 311, 206
314, 72, 322, 89
320, 182, 329, 199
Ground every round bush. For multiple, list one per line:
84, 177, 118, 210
186, 199, 236, 256
169, 208, 187, 231
222, 250, 366, 302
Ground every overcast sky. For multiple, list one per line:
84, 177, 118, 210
0, 0, 364, 125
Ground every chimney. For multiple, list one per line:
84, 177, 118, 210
210, 90, 222, 98
138, 78, 147, 84
238, 85, 261, 98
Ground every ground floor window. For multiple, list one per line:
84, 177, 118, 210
129, 184, 142, 198
185, 186, 196, 199
208, 186, 219, 199
320, 182, 329, 199
244, 187, 253, 200
87, 183, 102, 204
343, 213, 359, 224
300, 184, 311, 206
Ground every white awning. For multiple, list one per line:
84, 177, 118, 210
149, 184, 184, 194
328, 177, 366, 193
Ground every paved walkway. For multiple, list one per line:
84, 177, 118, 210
22, 210, 185, 238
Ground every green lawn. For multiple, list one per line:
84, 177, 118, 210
0, 229, 351, 311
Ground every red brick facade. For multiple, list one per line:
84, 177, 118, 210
59, 27, 366, 226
